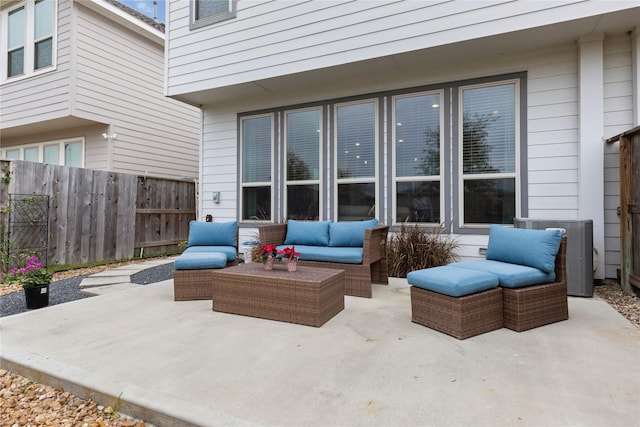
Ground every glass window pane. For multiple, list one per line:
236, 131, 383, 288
43, 145, 59, 164
35, 38, 52, 69
463, 178, 515, 224
338, 183, 375, 221
462, 83, 516, 174
242, 116, 272, 183
8, 48, 24, 77
4, 149, 20, 160
287, 185, 319, 220
395, 94, 440, 177
196, 0, 229, 20
396, 181, 440, 223
24, 147, 38, 162
64, 142, 82, 167
337, 102, 376, 179
242, 187, 271, 221
8, 7, 25, 49
286, 110, 320, 181
35, 0, 54, 40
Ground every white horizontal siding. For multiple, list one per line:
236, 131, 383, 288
167, 0, 635, 95
72, 3, 200, 179
0, 0, 73, 129
200, 110, 238, 222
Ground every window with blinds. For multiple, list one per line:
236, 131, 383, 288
285, 108, 321, 220
393, 92, 443, 224
460, 81, 518, 225
241, 115, 273, 221
192, 0, 236, 27
335, 100, 377, 221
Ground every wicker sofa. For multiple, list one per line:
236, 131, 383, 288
409, 225, 568, 338
259, 219, 389, 298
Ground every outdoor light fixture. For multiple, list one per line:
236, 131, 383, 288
102, 133, 118, 140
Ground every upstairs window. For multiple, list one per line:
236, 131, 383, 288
2, 0, 56, 82
192, 0, 236, 28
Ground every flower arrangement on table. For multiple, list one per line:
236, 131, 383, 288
257, 245, 299, 271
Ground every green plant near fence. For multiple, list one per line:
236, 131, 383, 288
387, 223, 459, 278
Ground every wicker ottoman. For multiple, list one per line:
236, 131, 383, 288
173, 252, 228, 301
408, 266, 503, 339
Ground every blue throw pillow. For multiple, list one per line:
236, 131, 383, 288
187, 220, 237, 247
486, 225, 562, 273
329, 219, 379, 247
284, 220, 331, 246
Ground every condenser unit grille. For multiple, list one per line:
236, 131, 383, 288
514, 218, 594, 297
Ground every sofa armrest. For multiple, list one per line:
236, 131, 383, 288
258, 223, 288, 246
363, 224, 388, 264
554, 236, 567, 283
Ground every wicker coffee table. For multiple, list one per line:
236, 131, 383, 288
211, 263, 345, 327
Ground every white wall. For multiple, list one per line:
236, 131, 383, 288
166, 0, 635, 98
74, 3, 200, 179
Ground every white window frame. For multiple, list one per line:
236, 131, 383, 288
190, 0, 236, 29
283, 106, 324, 221
391, 90, 445, 225
1, 0, 57, 83
1, 137, 84, 167
333, 98, 380, 221
457, 79, 521, 229
239, 113, 274, 222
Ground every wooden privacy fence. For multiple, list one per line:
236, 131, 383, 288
0, 160, 195, 266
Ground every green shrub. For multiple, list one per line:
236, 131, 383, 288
387, 224, 459, 278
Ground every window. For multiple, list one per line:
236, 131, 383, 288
191, 0, 236, 28
237, 74, 525, 231
458, 81, 519, 227
285, 108, 322, 220
335, 100, 378, 221
1, 138, 84, 168
2, 0, 56, 82
393, 92, 444, 224
240, 115, 273, 221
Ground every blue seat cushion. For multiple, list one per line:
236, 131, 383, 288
451, 260, 556, 289
486, 225, 562, 273
329, 219, 378, 247
284, 220, 331, 246
277, 245, 363, 264
183, 245, 237, 262
407, 266, 499, 297
174, 252, 227, 270
187, 221, 237, 247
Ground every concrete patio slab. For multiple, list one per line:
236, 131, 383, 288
1, 277, 638, 427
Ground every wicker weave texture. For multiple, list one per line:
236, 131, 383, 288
411, 286, 504, 340
211, 263, 345, 327
173, 260, 237, 301
258, 223, 389, 298
502, 236, 569, 332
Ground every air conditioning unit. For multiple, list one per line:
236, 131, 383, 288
514, 218, 594, 297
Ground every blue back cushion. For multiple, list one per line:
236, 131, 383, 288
187, 221, 237, 247
329, 219, 379, 247
284, 220, 331, 246
486, 225, 562, 273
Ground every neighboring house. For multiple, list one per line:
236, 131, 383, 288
0, 0, 200, 180
165, 0, 640, 281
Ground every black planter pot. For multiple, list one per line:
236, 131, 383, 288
24, 284, 50, 309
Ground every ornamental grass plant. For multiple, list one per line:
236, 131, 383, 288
387, 224, 459, 278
